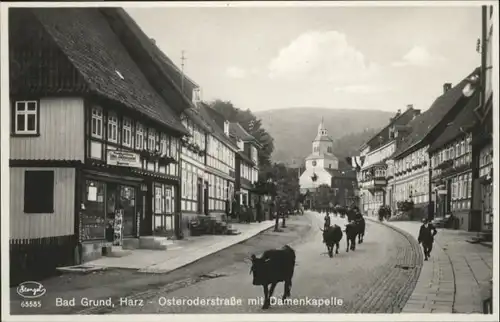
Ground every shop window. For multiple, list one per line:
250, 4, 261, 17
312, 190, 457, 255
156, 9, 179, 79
122, 118, 133, 147
155, 186, 163, 214
82, 180, 106, 240
108, 112, 118, 143
24, 170, 54, 214
13, 101, 38, 135
91, 106, 103, 139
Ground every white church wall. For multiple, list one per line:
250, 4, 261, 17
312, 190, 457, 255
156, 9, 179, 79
299, 168, 332, 191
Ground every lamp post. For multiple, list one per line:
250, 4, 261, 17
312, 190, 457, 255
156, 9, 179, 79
266, 178, 279, 231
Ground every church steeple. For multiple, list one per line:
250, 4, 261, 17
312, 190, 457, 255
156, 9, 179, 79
315, 117, 329, 141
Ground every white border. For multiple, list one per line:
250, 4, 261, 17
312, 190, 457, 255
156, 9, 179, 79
1, 1, 498, 322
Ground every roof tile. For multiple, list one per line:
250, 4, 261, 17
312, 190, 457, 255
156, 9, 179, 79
393, 68, 480, 159
428, 91, 479, 153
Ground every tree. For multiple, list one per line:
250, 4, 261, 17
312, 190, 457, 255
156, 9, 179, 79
315, 184, 334, 210
208, 100, 275, 167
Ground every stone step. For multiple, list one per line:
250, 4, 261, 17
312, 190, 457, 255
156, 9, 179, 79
139, 236, 174, 250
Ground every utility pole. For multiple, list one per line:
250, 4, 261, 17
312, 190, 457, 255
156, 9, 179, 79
180, 50, 186, 93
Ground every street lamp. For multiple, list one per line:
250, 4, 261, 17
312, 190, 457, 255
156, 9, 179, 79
266, 178, 279, 231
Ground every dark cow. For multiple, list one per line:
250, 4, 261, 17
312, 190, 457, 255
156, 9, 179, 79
250, 245, 296, 309
344, 221, 358, 252
355, 214, 366, 244
320, 224, 343, 257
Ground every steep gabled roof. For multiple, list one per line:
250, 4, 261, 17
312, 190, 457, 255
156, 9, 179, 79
229, 122, 254, 141
428, 90, 479, 153
393, 67, 480, 159
237, 151, 256, 167
29, 8, 187, 135
102, 8, 195, 113
199, 103, 239, 150
362, 107, 420, 152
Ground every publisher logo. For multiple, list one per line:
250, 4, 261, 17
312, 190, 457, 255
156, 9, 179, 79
17, 281, 46, 299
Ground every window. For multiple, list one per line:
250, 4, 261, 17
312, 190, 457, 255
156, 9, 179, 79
148, 129, 157, 151
122, 118, 133, 147
91, 106, 103, 138
107, 112, 118, 143
154, 186, 163, 213
136, 123, 144, 150
24, 170, 54, 213
14, 101, 38, 135
182, 168, 187, 198
171, 138, 178, 159
467, 174, 472, 198
160, 134, 168, 156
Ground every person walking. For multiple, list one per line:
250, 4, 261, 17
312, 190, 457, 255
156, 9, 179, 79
418, 218, 438, 261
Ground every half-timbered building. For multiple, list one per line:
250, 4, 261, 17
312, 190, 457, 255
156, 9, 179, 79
229, 123, 261, 208
199, 104, 238, 217
9, 8, 189, 283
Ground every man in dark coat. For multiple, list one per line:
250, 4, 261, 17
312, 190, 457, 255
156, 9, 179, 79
418, 218, 438, 261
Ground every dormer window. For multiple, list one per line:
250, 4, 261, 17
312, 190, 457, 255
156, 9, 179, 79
224, 121, 229, 136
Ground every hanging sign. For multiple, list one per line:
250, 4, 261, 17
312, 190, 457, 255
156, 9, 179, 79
107, 150, 142, 168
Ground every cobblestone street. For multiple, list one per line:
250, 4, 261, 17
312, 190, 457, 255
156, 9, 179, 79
107, 212, 420, 314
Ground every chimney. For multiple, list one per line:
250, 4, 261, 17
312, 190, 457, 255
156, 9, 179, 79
443, 83, 452, 94
224, 121, 230, 137
150, 38, 156, 45
406, 104, 413, 111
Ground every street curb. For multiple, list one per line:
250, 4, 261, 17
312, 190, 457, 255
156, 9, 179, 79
138, 221, 276, 274
365, 217, 424, 311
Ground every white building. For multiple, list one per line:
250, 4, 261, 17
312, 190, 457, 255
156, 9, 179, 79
299, 119, 339, 193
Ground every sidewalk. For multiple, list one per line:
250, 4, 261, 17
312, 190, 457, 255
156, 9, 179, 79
368, 218, 493, 313
86, 220, 275, 273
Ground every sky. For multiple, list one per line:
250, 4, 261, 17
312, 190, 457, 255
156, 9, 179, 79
127, 5, 482, 114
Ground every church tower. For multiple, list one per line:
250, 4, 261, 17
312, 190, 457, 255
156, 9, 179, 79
312, 118, 335, 156
299, 118, 339, 193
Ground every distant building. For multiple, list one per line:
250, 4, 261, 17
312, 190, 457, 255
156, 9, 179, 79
229, 122, 261, 208
390, 70, 479, 220
299, 119, 356, 208
358, 106, 421, 216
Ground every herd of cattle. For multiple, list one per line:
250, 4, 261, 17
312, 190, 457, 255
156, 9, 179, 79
321, 210, 366, 257
249, 209, 366, 309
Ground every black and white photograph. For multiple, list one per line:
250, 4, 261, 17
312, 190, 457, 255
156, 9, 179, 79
1, 1, 498, 321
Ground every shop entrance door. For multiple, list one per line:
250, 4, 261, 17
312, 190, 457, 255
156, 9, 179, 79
106, 183, 137, 240
140, 189, 152, 236
204, 181, 209, 215
197, 178, 203, 214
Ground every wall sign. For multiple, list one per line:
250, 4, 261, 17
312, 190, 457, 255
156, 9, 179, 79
107, 150, 142, 168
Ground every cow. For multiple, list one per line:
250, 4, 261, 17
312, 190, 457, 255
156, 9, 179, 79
249, 245, 296, 309
344, 221, 358, 252
355, 214, 366, 244
320, 224, 343, 257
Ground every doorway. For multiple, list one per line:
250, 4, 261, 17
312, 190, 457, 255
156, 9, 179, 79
197, 178, 203, 214
106, 183, 137, 238
204, 181, 209, 215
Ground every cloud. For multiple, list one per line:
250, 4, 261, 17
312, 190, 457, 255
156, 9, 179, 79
332, 85, 392, 94
268, 30, 380, 85
392, 46, 445, 67
226, 66, 247, 79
